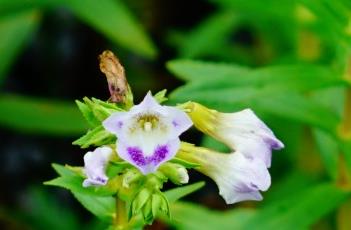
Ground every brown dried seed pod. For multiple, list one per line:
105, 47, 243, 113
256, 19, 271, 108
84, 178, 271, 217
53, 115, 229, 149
99, 50, 128, 103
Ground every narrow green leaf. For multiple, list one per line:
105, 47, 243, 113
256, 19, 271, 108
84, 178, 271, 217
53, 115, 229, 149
313, 129, 339, 180
0, 10, 40, 85
63, 0, 157, 59
0, 94, 87, 135
167, 59, 249, 82
176, 11, 241, 58
169, 183, 350, 230
72, 192, 115, 222
242, 183, 350, 230
73, 125, 116, 148
76, 100, 100, 127
164, 181, 205, 203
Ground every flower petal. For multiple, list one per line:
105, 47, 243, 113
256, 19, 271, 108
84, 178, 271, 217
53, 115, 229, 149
177, 144, 271, 204
185, 102, 283, 168
117, 138, 180, 174
83, 146, 113, 187
164, 106, 193, 136
103, 92, 192, 174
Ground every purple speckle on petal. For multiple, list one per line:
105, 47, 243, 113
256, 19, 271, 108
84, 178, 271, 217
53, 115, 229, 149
152, 145, 168, 164
127, 147, 146, 166
172, 120, 179, 127
126, 145, 169, 169
117, 121, 123, 129
95, 176, 107, 184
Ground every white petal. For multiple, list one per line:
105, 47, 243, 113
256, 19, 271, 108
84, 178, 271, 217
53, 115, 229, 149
164, 106, 193, 136
83, 146, 113, 187
179, 145, 271, 204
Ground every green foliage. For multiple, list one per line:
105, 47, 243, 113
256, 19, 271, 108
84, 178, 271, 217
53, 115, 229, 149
164, 181, 205, 202
0, 9, 40, 84
170, 183, 350, 230
73, 192, 115, 221
0, 94, 87, 135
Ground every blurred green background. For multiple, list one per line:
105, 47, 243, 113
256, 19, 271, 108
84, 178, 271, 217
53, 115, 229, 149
1, 0, 351, 229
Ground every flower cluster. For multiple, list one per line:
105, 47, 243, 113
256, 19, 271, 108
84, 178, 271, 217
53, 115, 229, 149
83, 92, 284, 205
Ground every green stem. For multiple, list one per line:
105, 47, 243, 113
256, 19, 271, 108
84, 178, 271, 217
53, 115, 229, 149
342, 89, 351, 136
114, 197, 128, 230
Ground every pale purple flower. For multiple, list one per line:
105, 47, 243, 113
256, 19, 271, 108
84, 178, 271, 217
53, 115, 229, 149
178, 144, 270, 204
103, 92, 192, 174
185, 102, 284, 167
83, 146, 113, 187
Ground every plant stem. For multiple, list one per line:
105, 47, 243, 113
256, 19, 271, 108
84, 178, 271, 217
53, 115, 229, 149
114, 197, 128, 230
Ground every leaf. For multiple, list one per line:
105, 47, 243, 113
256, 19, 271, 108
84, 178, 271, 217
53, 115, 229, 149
169, 157, 200, 169
253, 93, 340, 135
63, 0, 157, 59
72, 125, 116, 148
164, 181, 205, 203
170, 183, 350, 230
176, 11, 241, 58
72, 192, 115, 222
313, 129, 339, 180
0, 9, 40, 85
168, 60, 348, 90
21, 188, 80, 230
76, 100, 100, 127
241, 183, 350, 230
153, 89, 168, 103
0, 94, 87, 135
167, 59, 249, 82
169, 202, 255, 230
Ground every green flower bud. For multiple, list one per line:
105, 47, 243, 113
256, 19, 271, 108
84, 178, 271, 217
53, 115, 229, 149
132, 188, 152, 215
159, 162, 189, 185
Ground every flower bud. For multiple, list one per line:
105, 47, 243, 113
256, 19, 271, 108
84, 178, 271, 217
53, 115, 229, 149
159, 162, 189, 185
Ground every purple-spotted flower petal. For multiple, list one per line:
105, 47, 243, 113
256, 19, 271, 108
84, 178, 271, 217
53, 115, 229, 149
103, 92, 192, 174
83, 146, 113, 187
177, 144, 270, 204
184, 102, 284, 167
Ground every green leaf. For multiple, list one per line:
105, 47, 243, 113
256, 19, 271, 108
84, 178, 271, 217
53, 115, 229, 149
21, 188, 80, 230
253, 93, 340, 135
76, 100, 100, 127
72, 192, 115, 222
167, 59, 249, 82
242, 183, 350, 230
73, 125, 116, 148
0, 94, 87, 135
168, 60, 348, 90
170, 183, 350, 230
176, 11, 241, 58
0, 10, 40, 85
169, 157, 200, 169
164, 181, 205, 203
63, 0, 157, 59
313, 129, 339, 180
169, 202, 254, 230
153, 89, 168, 104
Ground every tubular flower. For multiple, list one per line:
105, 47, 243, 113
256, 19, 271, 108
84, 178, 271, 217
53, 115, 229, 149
83, 146, 113, 187
103, 92, 192, 174
177, 143, 270, 204
183, 102, 284, 167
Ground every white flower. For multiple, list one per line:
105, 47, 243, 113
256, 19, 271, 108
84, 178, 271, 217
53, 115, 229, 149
103, 92, 192, 174
177, 144, 270, 204
82, 146, 113, 187
184, 102, 284, 167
